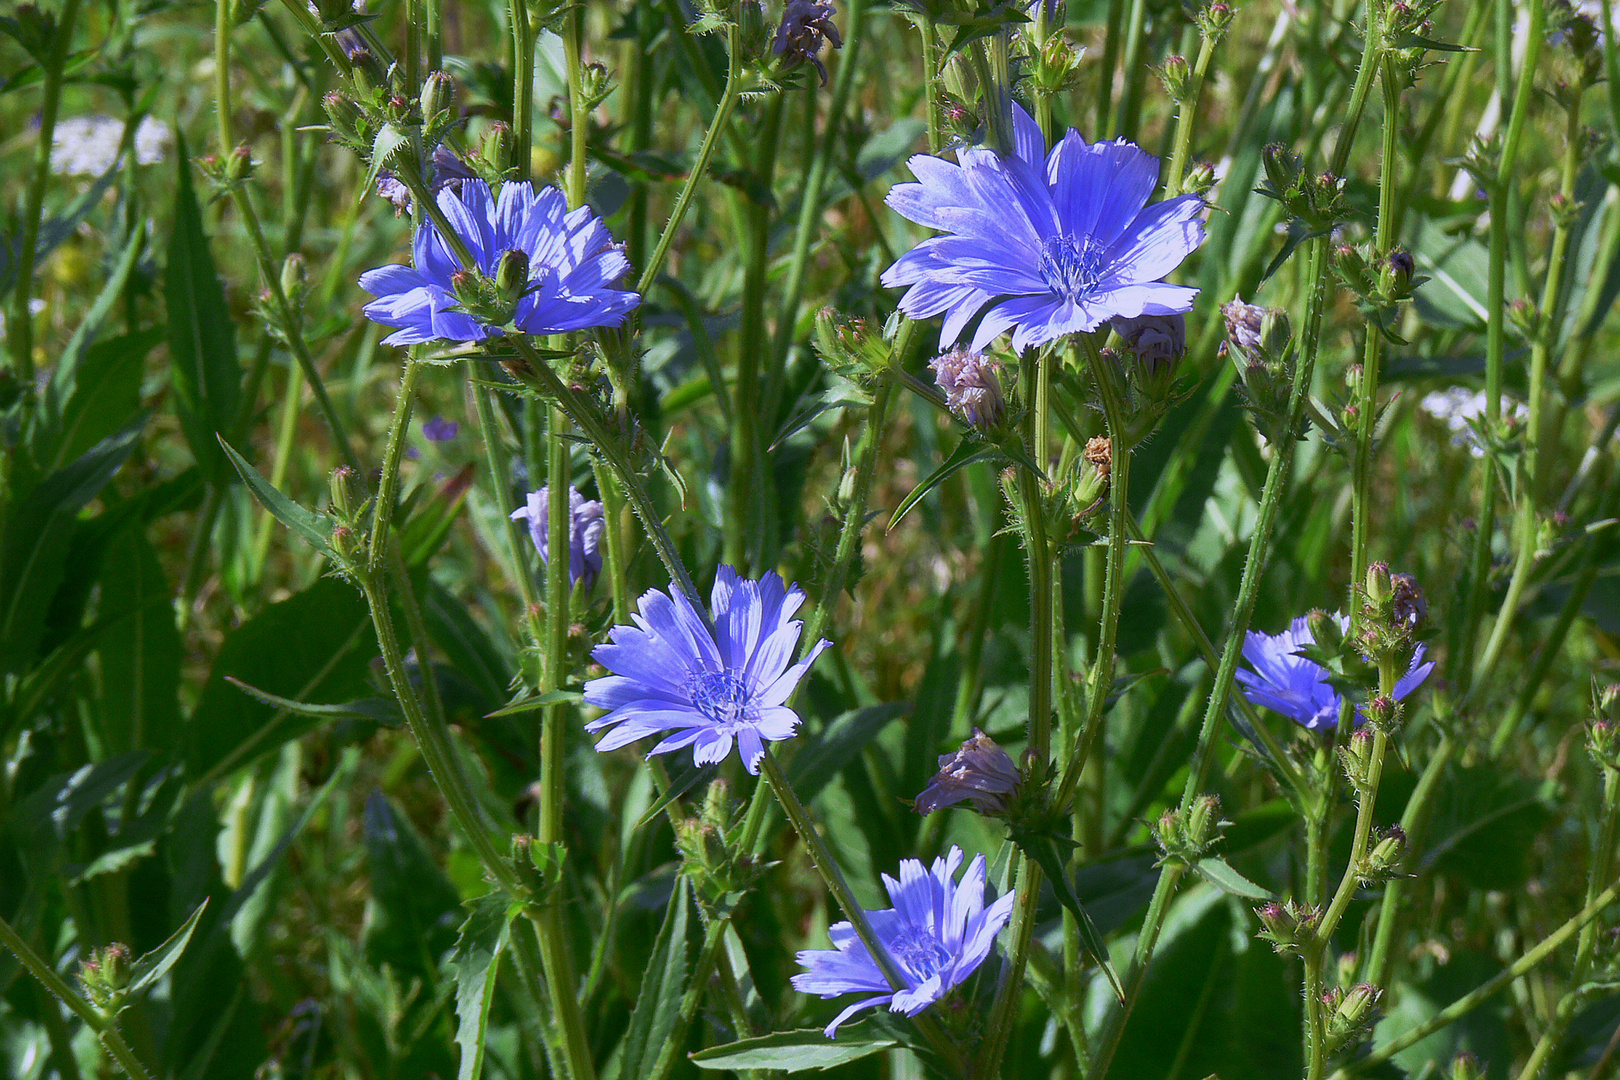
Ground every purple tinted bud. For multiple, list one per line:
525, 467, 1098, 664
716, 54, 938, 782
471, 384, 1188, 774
511, 486, 605, 590
914, 728, 1022, 816
1111, 312, 1187, 371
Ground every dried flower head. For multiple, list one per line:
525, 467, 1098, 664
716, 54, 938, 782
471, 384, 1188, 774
773, 0, 843, 83
928, 347, 1006, 430
915, 729, 1022, 816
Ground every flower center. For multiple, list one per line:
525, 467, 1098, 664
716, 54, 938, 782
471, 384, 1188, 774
889, 924, 952, 982
1038, 234, 1109, 303
689, 670, 752, 726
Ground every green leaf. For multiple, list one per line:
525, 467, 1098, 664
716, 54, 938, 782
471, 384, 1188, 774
187, 578, 377, 779
485, 688, 583, 718
0, 416, 144, 674
225, 677, 401, 725
618, 880, 700, 1078
96, 524, 183, 755
127, 900, 210, 996
452, 893, 517, 1080
690, 1029, 898, 1071
790, 703, 910, 803
1012, 830, 1125, 1001
887, 439, 1001, 532
165, 134, 240, 481
48, 327, 161, 472
219, 437, 338, 558
1192, 856, 1277, 901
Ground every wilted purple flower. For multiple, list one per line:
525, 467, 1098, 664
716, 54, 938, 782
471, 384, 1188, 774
511, 486, 604, 589
915, 729, 1021, 815
1111, 312, 1186, 370
774, 0, 843, 83
583, 568, 830, 774
882, 101, 1205, 352
359, 179, 639, 345
421, 415, 459, 442
792, 847, 1016, 1036
928, 348, 1005, 430
376, 144, 476, 215
1235, 614, 1435, 733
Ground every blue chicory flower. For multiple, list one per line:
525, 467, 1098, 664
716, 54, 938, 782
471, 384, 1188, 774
1235, 614, 1435, 733
792, 846, 1016, 1036
511, 486, 605, 590
359, 179, 639, 346
582, 568, 830, 774
881, 101, 1205, 353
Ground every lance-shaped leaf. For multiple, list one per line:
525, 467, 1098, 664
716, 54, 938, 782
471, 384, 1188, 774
127, 900, 210, 997
618, 879, 700, 1078
691, 1029, 899, 1071
165, 135, 240, 480
888, 438, 1001, 532
1009, 828, 1125, 1001
220, 437, 338, 558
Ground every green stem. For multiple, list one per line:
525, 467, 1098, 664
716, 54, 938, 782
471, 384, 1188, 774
634, 23, 741, 296
1112, 0, 1148, 138
7, 0, 82, 380
919, 18, 943, 153
1090, 234, 1334, 1080
563, 6, 589, 206
1458, 0, 1544, 695
1332, 878, 1620, 1078
1364, 733, 1455, 986
1349, 52, 1401, 611
769, 0, 866, 413
0, 914, 152, 1080
1514, 767, 1620, 1080
1475, 66, 1574, 689
511, 0, 532, 173
1165, 32, 1217, 198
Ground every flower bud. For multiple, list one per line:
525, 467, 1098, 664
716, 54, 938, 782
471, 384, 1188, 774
280, 253, 307, 300
1338, 728, 1377, 788
1159, 54, 1192, 102
482, 122, 513, 172
78, 943, 133, 1014
1508, 297, 1539, 340
420, 70, 454, 121
1306, 608, 1345, 656
1333, 242, 1371, 293
1256, 898, 1321, 953
1361, 825, 1407, 881
1589, 717, 1620, 770
1261, 143, 1305, 201
1198, 0, 1233, 40
1155, 793, 1226, 866
1450, 1054, 1484, 1080
1381, 248, 1416, 297
225, 143, 254, 183
1182, 160, 1216, 195
1068, 436, 1112, 517
330, 465, 364, 522
1327, 983, 1383, 1048
1363, 694, 1401, 731
496, 248, 531, 306
1365, 561, 1392, 607
323, 90, 365, 139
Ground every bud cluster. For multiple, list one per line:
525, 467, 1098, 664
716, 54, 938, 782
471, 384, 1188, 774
1222, 299, 1298, 441
1353, 563, 1429, 684
1063, 436, 1112, 523
1256, 898, 1322, 954
78, 943, 133, 1015
675, 780, 772, 916
197, 143, 255, 195
323, 69, 461, 181
1196, 0, 1234, 42
1258, 144, 1346, 227
811, 308, 893, 385
1588, 683, 1620, 770
1333, 243, 1422, 344
1154, 794, 1227, 868
1030, 31, 1085, 96
327, 466, 372, 566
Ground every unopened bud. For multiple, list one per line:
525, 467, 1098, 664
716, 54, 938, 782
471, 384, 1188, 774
226, 143, 254, 182
1339, 728, 1377, 788
482, 122, 513, 172
1329, 982, 1383, 1043
330, 465, 363, 521
1160, 54, 1192, 102
420, 70, 453, 121
1450, 1053, 1484, 1080
323, 90, 364, 137
1365, 561, 1392, 606
1362, 825, 1407, 880
1256, 899, 1321, 953
1183, 160, 1216, 195
1382, 248, 1415, 296
1306, 609, 1345, 655
280, 253, 307, 299
495, 248, 531, 305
